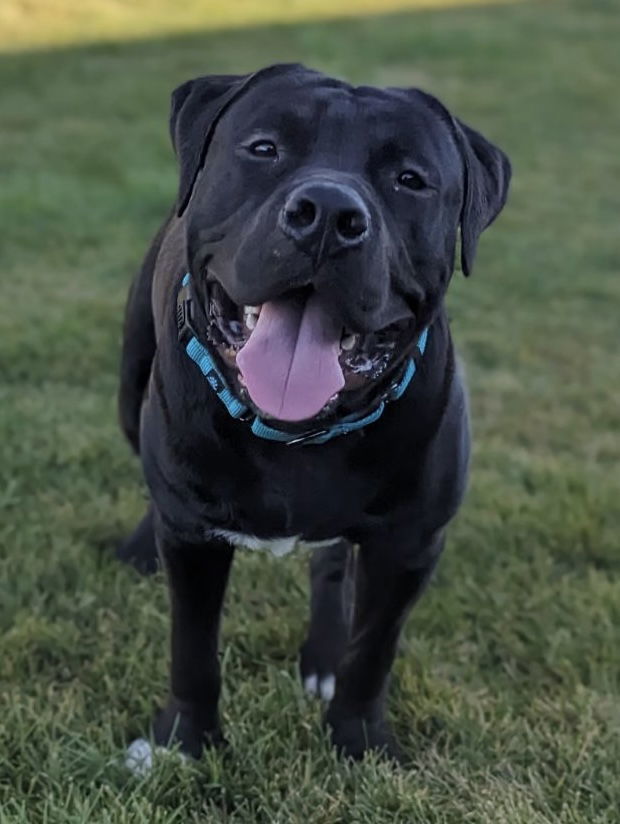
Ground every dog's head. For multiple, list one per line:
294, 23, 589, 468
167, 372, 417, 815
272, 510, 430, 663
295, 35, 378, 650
170, 64, 510, 424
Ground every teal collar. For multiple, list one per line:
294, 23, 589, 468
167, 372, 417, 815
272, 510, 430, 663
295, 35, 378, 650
177, 273, 428, 446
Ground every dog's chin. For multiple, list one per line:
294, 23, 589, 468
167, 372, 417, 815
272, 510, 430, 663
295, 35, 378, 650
201, 281, 416, 425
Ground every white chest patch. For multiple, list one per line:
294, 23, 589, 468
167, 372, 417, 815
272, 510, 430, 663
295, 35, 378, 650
212, 529, 338, 558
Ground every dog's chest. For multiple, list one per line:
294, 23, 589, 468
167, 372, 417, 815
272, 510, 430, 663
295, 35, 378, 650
212, 528, 338, 557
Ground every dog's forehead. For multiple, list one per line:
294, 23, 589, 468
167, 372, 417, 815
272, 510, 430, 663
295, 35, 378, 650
230, 75, 448, 145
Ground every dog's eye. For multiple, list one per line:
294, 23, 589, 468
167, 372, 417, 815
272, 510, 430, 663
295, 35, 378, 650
397, 170, 427, 191
248, 140, 278, 159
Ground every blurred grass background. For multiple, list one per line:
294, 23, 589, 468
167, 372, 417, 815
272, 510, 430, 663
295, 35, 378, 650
1, 0, 619, 821
0, 0, 517, 49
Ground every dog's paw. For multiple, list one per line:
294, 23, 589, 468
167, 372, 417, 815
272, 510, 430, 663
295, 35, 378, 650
324, 706, 403, 763
125, 737, 155, 776
302, 671, 336, 701
299, 632, 346, 701
124, 737, 189, 777
152, 700, 225, 759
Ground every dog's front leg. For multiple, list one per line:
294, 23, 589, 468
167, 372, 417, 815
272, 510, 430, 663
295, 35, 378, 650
325, 528, 444, 761
299, 540, 354, 700
153, 526, 235, 758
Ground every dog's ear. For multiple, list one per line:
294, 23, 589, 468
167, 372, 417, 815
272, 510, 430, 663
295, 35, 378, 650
453, 118, 511, 276
169, 73, 251, 216
169, 64, 308, 217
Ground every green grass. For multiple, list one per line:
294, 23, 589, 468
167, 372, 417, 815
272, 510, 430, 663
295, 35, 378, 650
1, 0, 619, 820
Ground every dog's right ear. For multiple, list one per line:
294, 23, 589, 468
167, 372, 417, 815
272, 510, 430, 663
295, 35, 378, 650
169, 64, 308, 217
169, 74, 250, 217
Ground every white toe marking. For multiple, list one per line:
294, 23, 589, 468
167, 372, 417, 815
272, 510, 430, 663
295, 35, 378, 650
304, 674, 319, 696
125, 738, 189, 777
319, 674, 336, 702
125, 738, 153, 777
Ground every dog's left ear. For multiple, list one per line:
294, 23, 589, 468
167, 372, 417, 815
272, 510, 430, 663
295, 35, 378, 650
453, 118, 511, 276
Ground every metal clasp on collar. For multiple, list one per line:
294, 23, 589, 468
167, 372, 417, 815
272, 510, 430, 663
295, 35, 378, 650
176, 282, 197, 344
285, 429, 329, 446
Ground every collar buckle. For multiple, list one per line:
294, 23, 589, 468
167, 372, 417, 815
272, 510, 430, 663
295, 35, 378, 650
284, 429, 329, 446
176, 281, 197, 344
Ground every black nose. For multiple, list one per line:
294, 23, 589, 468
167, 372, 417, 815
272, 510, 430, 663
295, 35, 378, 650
279, 181, 370, 255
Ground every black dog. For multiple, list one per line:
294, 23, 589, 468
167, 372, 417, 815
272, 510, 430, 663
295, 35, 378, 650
118, 63, 510, 762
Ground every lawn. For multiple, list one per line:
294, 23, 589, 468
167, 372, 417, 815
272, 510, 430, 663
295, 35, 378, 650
0, 0, 619, 821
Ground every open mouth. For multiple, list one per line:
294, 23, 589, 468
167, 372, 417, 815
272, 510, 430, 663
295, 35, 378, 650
205, 283, 412, 423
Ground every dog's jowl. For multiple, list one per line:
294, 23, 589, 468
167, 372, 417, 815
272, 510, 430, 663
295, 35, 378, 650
117, 63, 510, 763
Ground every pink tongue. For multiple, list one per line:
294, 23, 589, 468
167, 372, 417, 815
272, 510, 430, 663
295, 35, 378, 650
237, 293, 344, 422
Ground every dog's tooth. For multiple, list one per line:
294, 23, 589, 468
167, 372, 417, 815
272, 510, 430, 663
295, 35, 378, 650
243, 305, 261, 330
341, 334, 357, 351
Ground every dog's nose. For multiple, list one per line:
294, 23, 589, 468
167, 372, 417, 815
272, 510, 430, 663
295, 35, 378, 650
279, 182, 370, 254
